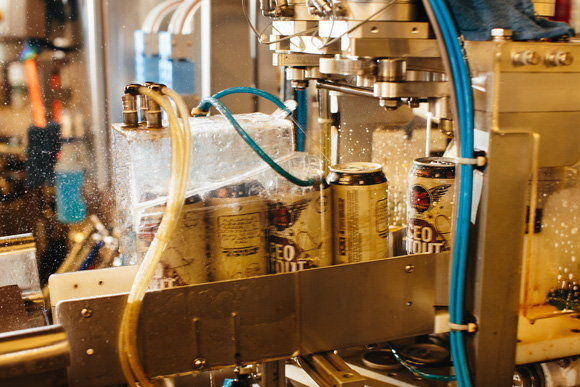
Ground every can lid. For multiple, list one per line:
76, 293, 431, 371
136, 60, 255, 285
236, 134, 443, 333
413, 157, 455, 168
330, 162, 383, 174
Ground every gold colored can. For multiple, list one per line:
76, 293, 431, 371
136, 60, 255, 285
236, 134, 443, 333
328, 162, 389, 263
137, 194, 209, 289
267, 178, 333, 273
207, 181, 269, 281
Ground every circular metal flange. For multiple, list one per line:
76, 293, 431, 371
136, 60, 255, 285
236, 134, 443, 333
320, 57, 376, 75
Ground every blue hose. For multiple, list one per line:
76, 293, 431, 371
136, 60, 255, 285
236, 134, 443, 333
388, 343, 457, 382
198, 96, 314, 187
426, 1, 474, 386
79, 240, 105, 271
197, 86, 291, 115
295, 89, 308, 152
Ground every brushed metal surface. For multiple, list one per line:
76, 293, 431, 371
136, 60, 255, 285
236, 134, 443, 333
319, 21, 429, 39
345, 38, 440, 58
373, 81, 448, 98
299, 255, 437, 354
465, 131, 535, 386
0, 324, 70, 379
56, 254, 441, 386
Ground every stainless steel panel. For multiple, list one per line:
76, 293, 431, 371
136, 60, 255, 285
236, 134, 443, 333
339, 2, 418, 22
56, 254, 442, 386
467, 41, 580, 73
319, 21, 430, 39
58, 274, 299, 387
498, 112, 580, 167
140, 274, 299, 374
495, 73, 580, 113
465, 131, 535, 386
299, 255, 437, 354
345, 38, 440, 58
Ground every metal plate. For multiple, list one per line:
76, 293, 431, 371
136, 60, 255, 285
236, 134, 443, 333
344, 38, 440, 58
498, 112, 580, 167
319, 21, 429, 40
373, 81, 448, 98
56, 254, 441, 386
299, 255, 437, 353
273, 53, 323, 67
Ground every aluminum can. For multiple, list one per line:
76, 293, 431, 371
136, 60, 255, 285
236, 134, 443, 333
267, 177, 333, 273
328, 162, 389, 263
406, 157, 455, 254
207, 181, 269, 281
136, 194, 209, 289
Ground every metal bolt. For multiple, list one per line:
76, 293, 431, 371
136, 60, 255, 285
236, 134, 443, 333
81, 308, 93, 318
545, 51, 573, 66
193, 358, 206, 370
490, 28, 512, 40
557, 52, 573, 66
511, 50, 540, 66
405, 264, 415, 273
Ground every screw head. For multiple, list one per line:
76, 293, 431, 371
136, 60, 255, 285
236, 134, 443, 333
193, 358, 206, 370
405, 264, 415, 273
81, 308, 93, 318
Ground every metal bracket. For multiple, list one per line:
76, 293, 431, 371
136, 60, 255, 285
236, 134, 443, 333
297, 352, 365, 387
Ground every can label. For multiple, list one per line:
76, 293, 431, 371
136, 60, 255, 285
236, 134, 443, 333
137, 196, 208, 289
268, 185, 332, 273
333, 183, 389, 263
406, 158, 454, 255
208, 197, 268, 281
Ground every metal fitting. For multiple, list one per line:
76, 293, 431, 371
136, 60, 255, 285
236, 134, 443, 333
377, 58, 407, 82
291, 80, 309, 89
139, 81, 154, 126
121, 84, 141, 128
546, 51, 574, 67
379, 98, 400, 111
438, 118, 454, 137
406, 98, 420, 109
310, 0, 332, 16
121, 94, 139, 128
511, 50, 541, 66
428, 96, 449, 120
490, 28, 512, 41
145, 83, 165, 129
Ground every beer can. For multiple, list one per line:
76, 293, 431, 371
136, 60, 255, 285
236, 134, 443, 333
328, 162, 389, 263
406, 157, 455, 254
267, 177, 333, 273
206, 181, 269, 281
136, 194, 209, 289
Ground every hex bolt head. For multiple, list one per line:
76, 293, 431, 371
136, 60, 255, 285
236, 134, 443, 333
81, 308, 93, 318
